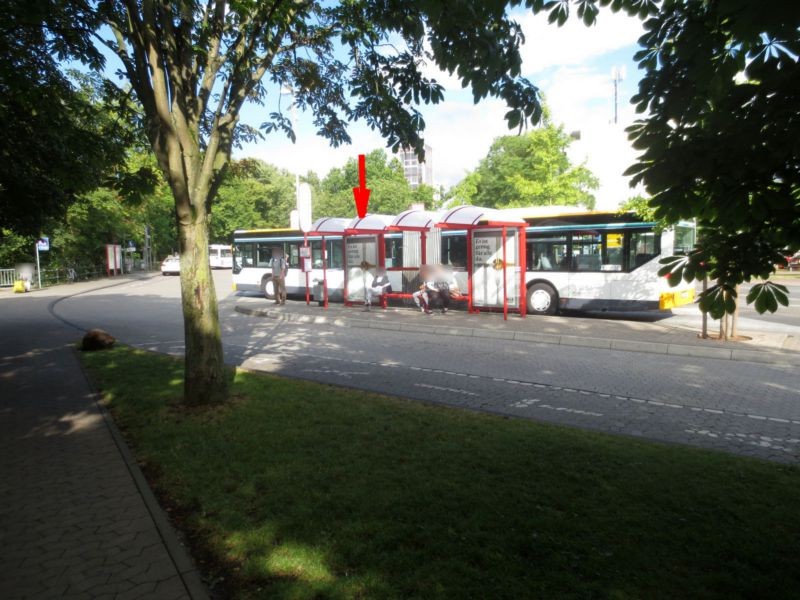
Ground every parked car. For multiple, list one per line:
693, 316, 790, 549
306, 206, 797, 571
160, 255, 180, 275
789, 252, 800, 272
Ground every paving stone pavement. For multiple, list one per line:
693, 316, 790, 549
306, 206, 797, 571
0, 292, 207, 600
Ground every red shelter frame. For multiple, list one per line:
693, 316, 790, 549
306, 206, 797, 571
303, 217, 349, 309
342, 214, 394, 306
436, 206, 527, 320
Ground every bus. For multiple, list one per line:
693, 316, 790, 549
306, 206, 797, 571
520, 209, 695, 314
209, 244, 233, 269
231, 229, 346, 299
231, 208, 696, 315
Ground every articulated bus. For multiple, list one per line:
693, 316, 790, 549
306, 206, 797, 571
231, 209, 696, 315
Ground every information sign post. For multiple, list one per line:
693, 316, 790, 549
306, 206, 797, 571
35, 237, 49, 289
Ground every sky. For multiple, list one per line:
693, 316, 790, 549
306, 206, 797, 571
235, 7, 648, 211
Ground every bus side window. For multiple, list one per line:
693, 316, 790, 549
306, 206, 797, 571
628, 231, 660, 271
286, 243, 300, 268
327, 240, 344, 269
256, 243, 273, 268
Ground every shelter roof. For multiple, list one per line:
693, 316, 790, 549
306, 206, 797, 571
438, 205, 526, 228
346, 214, 394, 233
389, 209, 441, 230
308, 217, 350, 234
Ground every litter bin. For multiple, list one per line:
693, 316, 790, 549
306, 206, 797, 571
311, 279, 325, 306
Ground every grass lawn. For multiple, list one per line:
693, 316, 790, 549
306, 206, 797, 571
82, 346, 800, 600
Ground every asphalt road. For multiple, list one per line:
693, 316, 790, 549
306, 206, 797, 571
42, 270, 800, 464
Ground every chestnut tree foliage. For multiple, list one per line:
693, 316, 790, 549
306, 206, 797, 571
551, 0, 799, 317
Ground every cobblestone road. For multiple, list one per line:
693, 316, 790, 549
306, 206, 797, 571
218, 317, 800, 464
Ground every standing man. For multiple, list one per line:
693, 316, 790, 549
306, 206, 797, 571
271, 247, 288, 305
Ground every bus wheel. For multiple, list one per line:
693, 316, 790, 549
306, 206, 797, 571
261, 276, 276, 300
527, 283, 557, 315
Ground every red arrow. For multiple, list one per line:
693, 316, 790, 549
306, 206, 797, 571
352, 154, 371, 218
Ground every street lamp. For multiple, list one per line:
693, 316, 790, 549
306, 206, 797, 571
611, 66, 626, 125
280, 84, 300, 198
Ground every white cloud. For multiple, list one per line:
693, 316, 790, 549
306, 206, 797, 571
237, 7, 647, 207
516, 9, 643, 74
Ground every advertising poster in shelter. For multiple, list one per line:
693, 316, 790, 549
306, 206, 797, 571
345, 237, 378, 301
472, 230, 520, 308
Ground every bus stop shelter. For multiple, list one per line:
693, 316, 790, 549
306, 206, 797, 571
304, 217, 349, 308
342, 214, 394, 306
383, 208, 442, 304
437, 206, 527, 320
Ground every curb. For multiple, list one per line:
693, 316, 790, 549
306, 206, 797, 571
75, 348, 210, 600
234, 305, 800, 367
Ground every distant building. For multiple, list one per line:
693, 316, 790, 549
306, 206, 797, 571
399, 145, 434, 188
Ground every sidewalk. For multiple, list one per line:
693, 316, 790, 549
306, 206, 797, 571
0, 273, 208, 600
234, 295, 800, 366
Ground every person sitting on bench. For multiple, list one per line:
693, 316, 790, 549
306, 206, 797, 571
364, 268, 391, 311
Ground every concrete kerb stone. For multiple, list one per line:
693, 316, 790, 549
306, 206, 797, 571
610, 339, 670, 355
434, 326, 473, 337
471, 328, 515, 341
400, 322, 438, 334
234, 304, 799, 366
731, 348, 800, 366
558, 335, 613, 350
667, 344, 732, 360
513, 331, 562, 345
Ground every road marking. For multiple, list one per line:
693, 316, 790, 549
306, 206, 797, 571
233, 345, 799, 426
414, 383, 478, 396
509, 398, 602, 417
686, 429, 800, 455
510, 398, 541, 408
538, 404, 603, 417
303, 368, 369, 378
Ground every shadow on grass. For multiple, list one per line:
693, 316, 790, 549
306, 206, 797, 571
83, 346, 800, 600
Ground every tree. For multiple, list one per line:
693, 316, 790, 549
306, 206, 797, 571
457, 119, 598, 208
316, 149, 430, 218
0, 2, 135, 234
547, 0, 799, 317
623, 0, 800, 318
83, 2, 543, 404
210, 159, 297, 241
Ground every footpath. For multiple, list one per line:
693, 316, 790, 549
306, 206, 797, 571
0, 274, 208, 600
234, 293, 800, 367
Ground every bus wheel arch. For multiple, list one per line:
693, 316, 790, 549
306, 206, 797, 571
261, 276, 276, 300
526, 281, 558, 315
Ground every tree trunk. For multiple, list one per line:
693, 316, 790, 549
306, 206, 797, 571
700, 275, 708, 338
731, 284, 740, 338
177, 211, 228, 405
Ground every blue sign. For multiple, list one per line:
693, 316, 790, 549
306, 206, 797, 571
36, 237, 50, 252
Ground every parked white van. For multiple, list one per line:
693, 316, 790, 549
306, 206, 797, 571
209, 244, 233, 269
